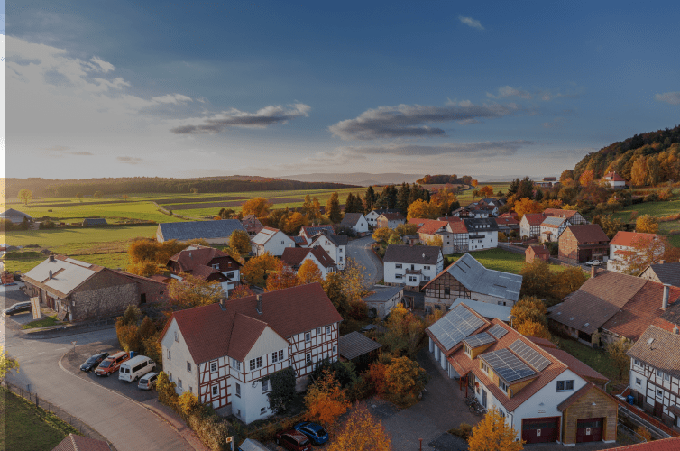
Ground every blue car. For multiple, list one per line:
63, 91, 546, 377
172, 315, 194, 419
293, 421, 328, 446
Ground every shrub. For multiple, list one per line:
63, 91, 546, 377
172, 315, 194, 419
157, 372, 179, 409
39, 220, 57, 229
178, 391, 201, 418
448, 422, 473, 439
187, 413, 231, 451
116, 323, 141, 353
636, 426, 652, 442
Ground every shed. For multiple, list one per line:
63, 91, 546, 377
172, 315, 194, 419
0, 208, 33, 224
526, 244, 550, 263
338, 331, 382, 365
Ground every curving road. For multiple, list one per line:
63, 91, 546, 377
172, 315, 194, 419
346, 235, 383, 287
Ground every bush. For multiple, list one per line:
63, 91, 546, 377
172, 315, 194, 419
178, 391, 201, 418
187, 413, 231, 451
157, 372, 179, 409
39, 220, 57, 229
448, 423, 473, 439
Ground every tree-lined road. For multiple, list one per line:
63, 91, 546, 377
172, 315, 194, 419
346, 236, 383, 287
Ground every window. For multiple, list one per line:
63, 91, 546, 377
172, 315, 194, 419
464, 344, 471, 356
395, 274, 402, 279
339, 257, 343, 262
339, 248, 343, 253
212, 384, 218, 396
178, 379, 183, 389
212, 263, 219, 270
424, 265, 430, 270
306, 353, 311, 364
250, 359, 255, 371
187, 362, 192, 373
210, 361, 217, 373
556, 380, 575, 391
174, 331, 179, 342
316, 327, 321, 334
333, 345, 336, 353
250, 357, 262, 371
169, 372, 172, 381
481, 362, 489, 374
444, 288, 450, 295
256, 357, 262, 368
278, 350, 284, 361
499, 380, 508, 392
272, 351, 278, 363
189, 386, 193, 393
395, 264, 402, 269
665, 373, 671, 382
167, 348, 171, 360
326, 326, 331, 334
235, 383, 241, 398
305, 332, 311, 342
636, 378, 642, 386
233, 359, 241, 371
657, 390, 663, 397
262, 379, 269, 393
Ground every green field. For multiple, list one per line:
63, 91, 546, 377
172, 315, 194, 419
612, 198, 680, 247
422, 182, 511, 207
445, 248, 567, 275
0, 388, 81, 451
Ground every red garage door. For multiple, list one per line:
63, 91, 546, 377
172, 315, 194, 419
522, 417, 560, 444
576, 418, 603, 443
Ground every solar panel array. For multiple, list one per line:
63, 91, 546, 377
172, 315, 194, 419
428, 306, 486, 351
509, 340, 552, 372
482, 348, 536, 383
488, 324, 508, 338
464, 332, 495, 348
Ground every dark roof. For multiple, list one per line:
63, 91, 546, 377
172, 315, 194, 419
563, 224, 610, 244
644, 262, 680, 287
51, 434, 112, 451
463, 217, 500, 232
168, 246, 239, 272
364, 285, 403, 302
0, 208, 32, 219
320, 234, 348, 246
290, 235, 309, 246
241, 215, 263, 234
338, 332, 382, 360
370, 208, 401, 215
162, 283, 343, 364
300, 225, 335, 238
379, 213, 404, 221
82, 218, 107, 226
628, 325, 680, 379
340, 213, 365, 227
383, 244, 441, 264
158, 219, 246, 242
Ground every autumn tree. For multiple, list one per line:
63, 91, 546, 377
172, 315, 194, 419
128, 238, 188, 264
593, 215, 627, 238
395, 223, 419, 236
511, 297, 548, 330
218, 207, 235, 219
479, 185, 494, 198
636, 215, 659, 234
342, 258, 369, 302
0, 345, 20, 379
242, 197, 273, 217
322, 272, 349, 316
468, 408, 524, 451
381, 307, 425, 358
519, 260, 553, 298
326, 192, 342, 223
579, 169, 594, 187
297, 259, 323, 284
265, 262, 300, 291
384, 356, 428, 407
229, 229, 252, 256
620, 235, 668, 275
606, 338, 633, 379
328, 403, 391, 451
230, 285, 254, 299
372, 227, 395, 244
471, 179, 479, 187
305, 370, 351, 426
241, 252, 280, 287
125, 261, 162, 277
551, 266, 587, 299
517, 320, 551, 339
407, 198, 440, 219
630, 156, 649, 187
426, 235, 443, 248
168, 273, 225, 308
157, 372, 179, 409
514, 198, 544, 218
18, 189, 32, 205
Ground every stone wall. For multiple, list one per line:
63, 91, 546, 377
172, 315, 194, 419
70, 270, 139, 321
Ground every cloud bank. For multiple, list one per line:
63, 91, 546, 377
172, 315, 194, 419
655, 91, 680, 105
170, 104, 311, 134
459, 16, 484, 30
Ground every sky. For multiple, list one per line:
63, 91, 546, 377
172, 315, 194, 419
3, 1, 680, 180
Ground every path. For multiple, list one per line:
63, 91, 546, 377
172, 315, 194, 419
346, 235, 383, 287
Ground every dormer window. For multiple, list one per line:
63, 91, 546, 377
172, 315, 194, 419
499, 380, 508, 392
481, 362, 489, 374
464, 344, 472, 356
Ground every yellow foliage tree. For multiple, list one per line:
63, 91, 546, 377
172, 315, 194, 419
242, 197, 273, 217
229, 229, 252, 255
471, 179, 479, 187
636, 215, 659, 234
407, 199, 431, 219
579, 169, 594, 187
167, 273, 225, 308
630, 156, 649, 187
178, 391, 201, 418
510, 296, 548, 330
241, 252, 280, 287
0, 345, 20, 379
384, 356, 428, 406
265, 262, 300, 292
517, 320, 551, 339
305, 370, 351, 426
372, 226, 395, 243
479, 185, 494, 198
514, 198, 544, 218
468, 408, 524, 451
328, 403, 391, 451
297, 259, 323, 285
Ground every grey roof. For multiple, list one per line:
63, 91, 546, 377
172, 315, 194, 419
427, 304, 486, 351
340, 213, 364, 227
314, 233, 348, 246
509, 339, 552, 371
23, 256, 101, 298
370, 209, 401, 215
383, 244, 442, 264
0, 208, 32, 219
488, 324, 509, 338
645, 262, 680, 287
449, 298, 513, 321
446, 253, 522, 302
301, 225, 335, 237
158, 219, 246, 242
338, 331, 382, 360
82, 218, 107, 226
541, 216, 568, 228
463, 217, 500, 232
627, 326, 680, 379
364, 285, 404, 302
238, 438, 270, 451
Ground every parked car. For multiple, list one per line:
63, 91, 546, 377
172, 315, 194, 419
80, 353, 109, 372
3, 301, 32, 316
585, 260, 601, 266
119, 355, 155, 382
95, 351, 130, 376
275, 430, 312, 451
137, 372, 158, 390
293, 421, 328, 446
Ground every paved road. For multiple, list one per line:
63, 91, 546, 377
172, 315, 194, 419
2, 288, 195, 451
346, 235, 383, 287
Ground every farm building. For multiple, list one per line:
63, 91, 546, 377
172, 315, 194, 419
640, 262, 680, 287
156, 219, 247, 244
82, 218, 107, 227
1, 208, 33, 224
280, 246, 337, 280
362, 285, 404, 319
338, 331, 381, 366
558, 225, 610, 264
526, 245, 550, 263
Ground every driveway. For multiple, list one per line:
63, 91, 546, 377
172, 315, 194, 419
346, 235, 383, 287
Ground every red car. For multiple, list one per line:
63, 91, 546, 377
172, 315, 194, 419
95, 351, 130, 376
275, 430, 312, 451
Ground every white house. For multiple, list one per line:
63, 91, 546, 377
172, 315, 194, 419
251, 227, 295, 256
539, 216, 571, 243
383, 244, 444, 289
160, 283, 343, 425
310, 233, 348, 270
299, 225, 335, 241
463, 217, 499, 251
519, 214, 547, 239
280, 246, 337, 280
544, 209, 588, 226
602, 171, 626, 189
427, 305, 618, 445
340, 213, 369, 234
376, 213, 406, 229
365, 209, 401, 228
607, 231, 662, 273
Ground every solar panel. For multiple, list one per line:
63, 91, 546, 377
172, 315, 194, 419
488, 324, 508, 338
482, 348, 536, 383
463, 332, 495, 348
426, 305, 486, 351
509, 340, 551, 372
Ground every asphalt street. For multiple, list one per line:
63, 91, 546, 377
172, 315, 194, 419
346, 235, 383, 287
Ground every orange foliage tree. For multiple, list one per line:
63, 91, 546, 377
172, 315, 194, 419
125, 261, 162, 277
241, 252, 280, 287
304, 370, 351, 426
366, 362, 388, 395
514, 198, 544, 218
517, 320, 551, 340
328, 403, 391, 451
265, 262, 300, 292
636, 215, 659, 234
384, 356, 428, 407
579, 169, 594, 187
468, 407, 524, 451
230, 285, 254, 299
471, 179, 479, 187
479, 185, 494, 198
242, 197, 273, 217
297, 259, 323, 285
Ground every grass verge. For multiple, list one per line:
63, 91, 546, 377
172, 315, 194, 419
22, 315, 61, 329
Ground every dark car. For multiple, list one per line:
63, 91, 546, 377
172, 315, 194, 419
80, 353, 109, 372
3, 301, 32, 316
275, 430, 312, 451
293, 421, 328, 446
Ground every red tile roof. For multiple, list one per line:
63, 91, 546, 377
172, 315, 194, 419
604, 437, 680, 450
494, 216, 519, 226
527, 245, 549, 255
168, 247, 235, 272
281, 246, 336, 268
438, 216, 468, 234
604, 171, 626, 182
523, 213, 547, 226
52, 434, 112, 451
417, 220, 449, 235
564, 224, 610, 244
526, 336, 555, 348
611, 231, 658, 247
162, 283, 342, 364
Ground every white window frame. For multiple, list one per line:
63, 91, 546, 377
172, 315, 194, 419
235, 382, 241, 398
210, 361, 217, 373
212, 384, 219, 396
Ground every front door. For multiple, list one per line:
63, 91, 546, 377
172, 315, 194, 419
654, 400, 664, 418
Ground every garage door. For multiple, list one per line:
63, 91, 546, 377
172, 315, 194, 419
522, 417, 560, 444
576, 418, 603, 443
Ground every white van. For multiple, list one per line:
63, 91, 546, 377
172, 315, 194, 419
118, 355, 155, 382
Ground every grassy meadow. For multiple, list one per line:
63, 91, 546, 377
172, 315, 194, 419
611, 198, 680, 247
444, 247, 568, 275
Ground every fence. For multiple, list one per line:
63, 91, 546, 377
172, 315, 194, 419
2, 381, 116, 449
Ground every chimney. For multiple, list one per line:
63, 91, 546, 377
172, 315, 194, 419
662, 284, 671, 310
674, 326, 679, 335
49, 254, 55, 262
256, 294, 262, 315
49, 270, 53, 280
219, 298, 226, 310
591, 265, 597, 278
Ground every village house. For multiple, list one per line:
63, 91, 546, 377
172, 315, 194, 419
310, 233, 348, 270
544, 208, 588, 226
0, 208, 33, 224
299, 225, 335, 241
602, 171, 627, 189
494, 215, 520, 235
167, 245, 242, 298
607, 231, 662, 273
548, 270, 680, 347
427, 303, 617, 445
437, 216, 470, 253
280, 246, 337, 280
519, 213, 547, 239
159, 283, 342, 425
241, 215, 263, 237
383, 244, 444, 290
640, 262, 680, 287
376, 212, 406, 229
558, 224, 610, 264
22, 255, 164, 322
423, 253, 522, 311
365, 208, 401, 228
290, 235, 310, 247
157, 219, 247, 244
251, 227, 295, 257
539, 216, 571, 243
410, 219, 455, 254
362, 285, 404, 319
339, 213, 369, 235
464, 217, 499, 251
526, 244, 550, 263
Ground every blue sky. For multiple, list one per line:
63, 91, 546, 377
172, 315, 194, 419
5, 1, 680, 180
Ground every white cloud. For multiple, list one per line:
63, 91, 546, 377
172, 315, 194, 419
152, 94, 194, 105
90, 56, 115, 72
655, 91, 680, 105
487, 86, 533, 99
170, 104, 311, 134
459, 15, 484, 30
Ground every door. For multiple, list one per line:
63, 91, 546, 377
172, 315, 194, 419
654, 400, 664, 418
576, 418, 603, 443
481, 390, 487, 408
521, 417, 560, 444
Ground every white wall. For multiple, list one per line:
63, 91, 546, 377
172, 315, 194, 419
352, 216, 369, 234
299, 253, 333, 280
160, 318, 200, 396
384, 256, 443, 286
256, 232, 295, 256
468, 231, 498, 251
314, 236, 345, 270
